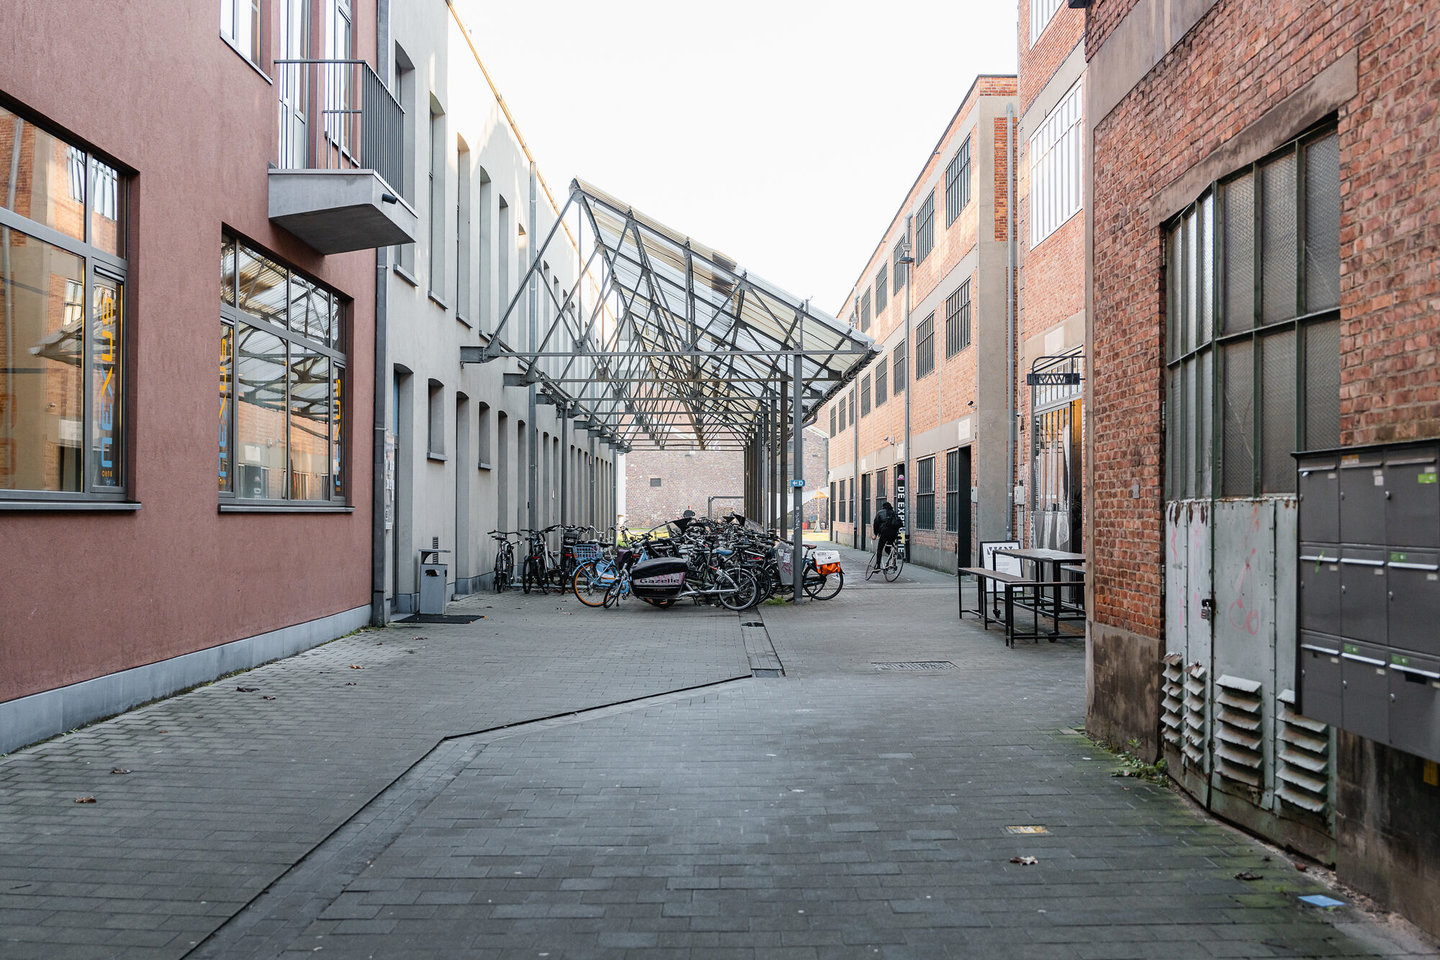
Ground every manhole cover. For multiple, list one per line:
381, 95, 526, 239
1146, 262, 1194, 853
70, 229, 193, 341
873, 661, 957, 671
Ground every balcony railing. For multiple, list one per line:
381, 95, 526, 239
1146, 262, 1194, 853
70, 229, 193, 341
275, 59, 402, 194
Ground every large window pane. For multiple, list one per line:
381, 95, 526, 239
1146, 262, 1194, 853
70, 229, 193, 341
236, 325, 288, 499
1261, 154, 1298, 325
1304, 133, 1341, 313
220, 324, 233, 493
1221, 340, 1254, 497
1260, 329, 1296, 493
0, 228, 85, 491
1304, 317, 1341, 450
289, 346, 331, 500
1223, 172, 1254, 334
236, 244, 288, 326
0, 105, 86, 243
89, 276, 123, 488
288, 274, 330, 344
88, 156, 124, 257
332, 365, 344, 497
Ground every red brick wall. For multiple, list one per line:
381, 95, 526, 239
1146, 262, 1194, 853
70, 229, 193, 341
1019, 0, 1085, 115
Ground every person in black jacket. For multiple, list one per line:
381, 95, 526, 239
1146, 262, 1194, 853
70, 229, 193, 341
873, 500, 901, 558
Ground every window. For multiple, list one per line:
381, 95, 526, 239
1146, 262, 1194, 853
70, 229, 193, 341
945, 449, 962, 532
860, 289, 871, 332
830, 405, 837, 437
945, 280, 972, 356
946, 137, 971, 226
1165, 126, 1339, 500
892, 240, 907, 293
893, 340, 907, 394
875, 264, 888, 313
861, 374, 872, 417
428, 101, 446, 298
830, 481, 836, 525
477, 401, 491, 468
915, 191, 936, 265
456, 138, 471, 320
875, 468, 887, 510
849, 390, 856, 425
839, 478, 847, 522
1, 106, 128, 499
1030, 81, 1083, 247
875, 357, 888, 407
393, 46, 416, 275
220, 0, 261, 62
1030, 0, 1064, 45
427, 380, 445, 458
916, 313, 935, 379
916, 457, 936, 530
838, 394, 847, 432
221, 236, 347, 503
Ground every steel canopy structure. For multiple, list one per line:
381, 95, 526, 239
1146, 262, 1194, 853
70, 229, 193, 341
462, 180, 877, 456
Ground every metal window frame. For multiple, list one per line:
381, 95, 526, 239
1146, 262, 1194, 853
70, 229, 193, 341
916, 190, 936, 265
916, 454, 936, 530
946, 136, 971, 227
916, 312, 936, 379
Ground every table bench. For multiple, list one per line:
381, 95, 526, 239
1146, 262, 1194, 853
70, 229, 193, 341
960, 567, 1082, 647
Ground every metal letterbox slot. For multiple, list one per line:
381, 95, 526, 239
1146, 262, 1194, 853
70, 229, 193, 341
1388, 652, 1440, 763
1340, 455, 1387, 544
1298, 633, 1343, 725
1386, 449, 1440, 548
1298, 459, 1341, 544
1340, 548, 1388, 644
1299, 544, 1342, 633
1340, 641, 1391, 742
1386, 549, 1440, 657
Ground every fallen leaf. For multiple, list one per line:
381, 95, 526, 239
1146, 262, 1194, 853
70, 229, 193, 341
345, 682, 358, 686
1235, 871, 1263, 881
349, 665, 364, 670
74, 797, 97, 804
262, 695, 277, 701
110, 769, 130, 775
1009, 856, 1038, 865
236, 686, 259, 692
1295, 863, 1308, 872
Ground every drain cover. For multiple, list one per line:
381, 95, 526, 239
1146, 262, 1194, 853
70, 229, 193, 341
873, 661, 957, 671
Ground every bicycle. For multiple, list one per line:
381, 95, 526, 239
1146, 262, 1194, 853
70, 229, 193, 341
864, 539, 905, 582
488, 530, 518, 592
520, 529, 552, 594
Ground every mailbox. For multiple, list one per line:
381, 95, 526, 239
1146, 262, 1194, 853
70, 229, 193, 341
1386, 549, 1440, 657
1388, 652, 1440, 760
1340, 452, 1386, 544
1298, 632, 1343, 725
1340, 640, 1391, 743
1298, 456, 1340, 544
1298, 544, 1341, 634
1385, 447, 1440, 548
1339, 546, 1387, 644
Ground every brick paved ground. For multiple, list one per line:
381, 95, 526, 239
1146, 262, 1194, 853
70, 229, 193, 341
1, 546, 1435, 959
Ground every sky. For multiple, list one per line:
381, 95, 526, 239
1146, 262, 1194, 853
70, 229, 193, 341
455, 0, 1018, 319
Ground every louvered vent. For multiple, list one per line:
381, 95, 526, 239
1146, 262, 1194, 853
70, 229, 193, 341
1161, 654, 1184, 748
1276, 689, 1330, 815
1214, 674, 1264, 788
1182, 662, 1208, 770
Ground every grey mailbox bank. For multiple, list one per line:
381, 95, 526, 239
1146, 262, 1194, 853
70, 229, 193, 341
1296, 441, 1440, 764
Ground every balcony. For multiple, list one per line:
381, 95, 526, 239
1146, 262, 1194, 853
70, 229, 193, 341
268, 59, 417, 255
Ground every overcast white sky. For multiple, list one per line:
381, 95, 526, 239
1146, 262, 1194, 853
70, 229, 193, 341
455, 0, 1018, 318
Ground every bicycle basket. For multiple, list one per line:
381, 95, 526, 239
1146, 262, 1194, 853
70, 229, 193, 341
574, 541, 603, 563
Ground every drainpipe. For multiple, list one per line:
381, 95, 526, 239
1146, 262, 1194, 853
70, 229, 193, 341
902, 214, 913, 559
527, 162, 539, 533
370, 0, 392, 627
1006, 103, 1016, 540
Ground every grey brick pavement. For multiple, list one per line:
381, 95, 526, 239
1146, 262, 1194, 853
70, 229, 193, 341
1, 545, 1436, 959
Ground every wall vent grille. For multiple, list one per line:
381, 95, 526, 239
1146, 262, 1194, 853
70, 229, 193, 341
1214, 674, 1264, 788
1276, 689, 1330, 814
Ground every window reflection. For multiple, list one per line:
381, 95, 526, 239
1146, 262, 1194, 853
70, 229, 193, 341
289, 345, 330, 500
0, 227, 86, 490
236, 325, 288, 499
236, 245, 288, 326
88, 157, 123, 256
89, 277, 123, 488
0, 105, 87, 244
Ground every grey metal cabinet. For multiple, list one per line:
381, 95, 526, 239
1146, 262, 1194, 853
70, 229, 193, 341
1340, 547, 1388, 643
1340, 641, 1391, 743
1385, 449, 1440, 548
1389, 653, 1440, 761
1298, 458, 1340, 544
1299, 545, 1341, 634
1299, 633, 1344, 727
1387, 550, 1440, 657
1339, 452, 1386, 545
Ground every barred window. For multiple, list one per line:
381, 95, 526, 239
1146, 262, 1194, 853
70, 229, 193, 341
945, 448, 963, 532
916, 313, 935, 379
829, 405, 836, 437
945, 280, 972, 356
838, 393, 846, 432
1165, 126, 1339, 500
893, 240, 907, 293
830, 481, 836, 524
946, 137, 971, 226
849, 389, 856, 424
839, 478, 847, 522
860, 290, 871, 332
916, 456, 936, 530
893, 339, 907, 394
875, 264, 888, 313
875, 357, 888, 407
861, 374, 872, 417
1030, 81, 1083, 247
915, 191, 936, 265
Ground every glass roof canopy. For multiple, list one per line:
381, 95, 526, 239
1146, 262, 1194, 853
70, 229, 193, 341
462, 180, 878, 452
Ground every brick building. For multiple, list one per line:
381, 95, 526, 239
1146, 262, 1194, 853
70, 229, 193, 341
825, 77, 1019, 572
1084, 0, 1440, 936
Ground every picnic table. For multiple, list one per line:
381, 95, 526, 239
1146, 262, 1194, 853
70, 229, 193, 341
959, 545, 1085, 646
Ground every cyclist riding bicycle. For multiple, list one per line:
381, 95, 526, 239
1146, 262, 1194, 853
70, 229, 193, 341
873, 500, 902, 561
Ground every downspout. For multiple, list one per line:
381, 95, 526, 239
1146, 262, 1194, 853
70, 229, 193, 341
903, 214, 913, 559
527, 162, 539, 533
1006, 103, 1016, 540
370, 0, 392, 627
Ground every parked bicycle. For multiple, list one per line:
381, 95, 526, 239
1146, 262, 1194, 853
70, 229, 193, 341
488, 529, 518, 592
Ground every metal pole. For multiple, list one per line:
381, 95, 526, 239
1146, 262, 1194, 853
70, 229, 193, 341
902, 214, 914, 561
369, 0, 391, 627
527, 162, 539, 534
791, 340, 805, 602
1006, 104, 1016, 540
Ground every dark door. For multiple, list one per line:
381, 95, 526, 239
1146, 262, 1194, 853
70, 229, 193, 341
955, 446, 973, 567
860, 473, 871, 551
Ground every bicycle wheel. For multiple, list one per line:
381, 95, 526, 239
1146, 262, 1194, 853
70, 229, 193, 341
863, 550, 880, 581
718, 569, 759, 611
572, 562, 611, 607
884, 547, 905, 582
493, 553, 508, 592
805, 567, 844, 600
521, 557, 536, 594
